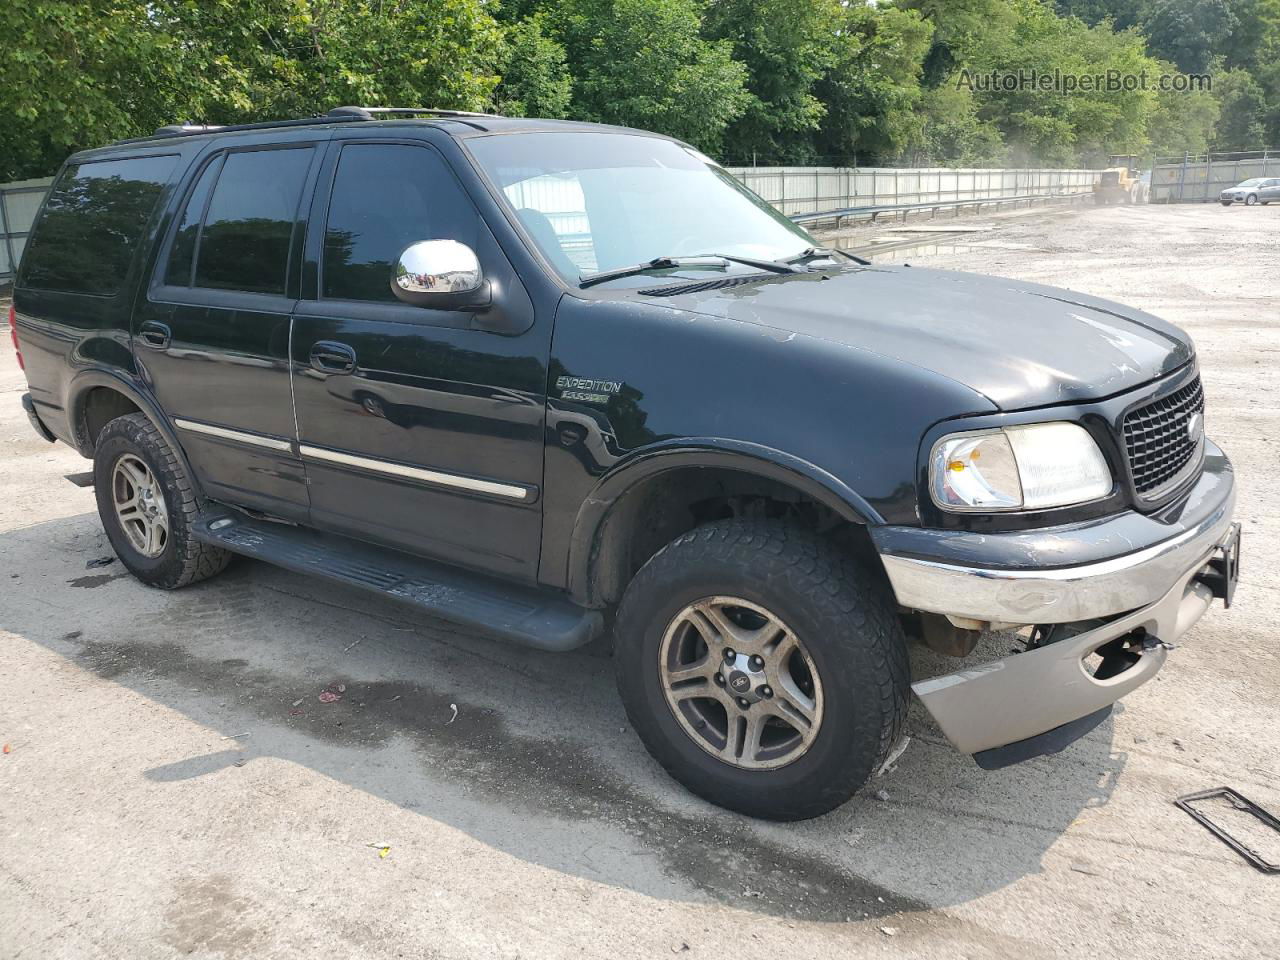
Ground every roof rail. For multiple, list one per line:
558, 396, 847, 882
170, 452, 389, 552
327, 106, 495, 120
132, 106, 498, 143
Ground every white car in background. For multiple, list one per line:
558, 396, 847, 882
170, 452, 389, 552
1219, 177, 1280, 206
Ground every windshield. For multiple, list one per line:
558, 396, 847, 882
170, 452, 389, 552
1238, 179, 1264, 187
465, 132, 817, 284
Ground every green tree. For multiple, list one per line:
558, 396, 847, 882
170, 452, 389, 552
703, 0, 844, 163
547, 0, 749, 152
810, 3, 933, 163
494, 15, 572, 117
1139, 0, 1237, 74
915, 84, 1007, 164
1, 0, 509, 181
1211, 66, 1269, 150
900, 0, 1018, 86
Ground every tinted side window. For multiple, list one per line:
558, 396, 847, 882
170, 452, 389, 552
322, 144, 477, 302
164, 155, 222, 287
21, 155, 177, 295
193, 148, 313, 296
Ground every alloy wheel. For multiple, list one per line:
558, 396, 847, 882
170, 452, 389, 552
112, 453, 169, 558
658, 596, 824, 770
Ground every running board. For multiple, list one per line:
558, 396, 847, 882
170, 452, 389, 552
192, 511, 604, 652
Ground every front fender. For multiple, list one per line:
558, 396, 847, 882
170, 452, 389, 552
564, 439, 882, 605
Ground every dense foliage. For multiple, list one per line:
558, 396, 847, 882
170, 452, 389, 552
3, 0, 1278, 179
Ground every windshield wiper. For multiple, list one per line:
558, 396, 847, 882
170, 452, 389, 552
786, 246, 870, 267
691, 252, 804, 275
579, 252, 801, 289
579, 256, 728, 289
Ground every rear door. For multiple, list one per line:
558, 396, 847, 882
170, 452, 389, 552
1266, 179, 1280, 201
289, 138, 547, 582
135, 140, 323, 521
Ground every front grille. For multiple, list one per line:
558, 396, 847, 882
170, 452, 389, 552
1122, 376, 1205, 498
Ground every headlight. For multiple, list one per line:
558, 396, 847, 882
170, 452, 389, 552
930, 422, 1112, 512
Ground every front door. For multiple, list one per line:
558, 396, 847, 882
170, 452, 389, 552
136, 140, 322, 521
289, 139, 548, 582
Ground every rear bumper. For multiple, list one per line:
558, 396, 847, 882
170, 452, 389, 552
21, 393, 56, 443
873, 444, 1237, 757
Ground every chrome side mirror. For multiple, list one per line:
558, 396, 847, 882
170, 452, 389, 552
391, 240, 487, 307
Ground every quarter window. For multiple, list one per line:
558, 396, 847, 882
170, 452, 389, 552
21, 155, 177, 295
322, 144, 478, 303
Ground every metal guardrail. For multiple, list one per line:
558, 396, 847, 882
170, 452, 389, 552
791, 191, 1094, 225
726, 166, 1100, 219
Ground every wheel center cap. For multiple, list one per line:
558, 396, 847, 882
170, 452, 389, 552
723, 653, 768, 704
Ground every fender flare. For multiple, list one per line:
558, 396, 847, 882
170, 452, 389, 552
565, 438, 883, 605
66, 368, 204, 499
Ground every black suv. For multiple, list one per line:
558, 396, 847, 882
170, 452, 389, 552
12, 108, 1240, 820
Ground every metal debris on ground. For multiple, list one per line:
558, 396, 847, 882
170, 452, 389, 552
367, 842, 391, 859
85, 556, 115, 568
1175, 787, 1280, 874
446, 703, 458, 724
875, 789, 890, 801
220, 732, 250, 740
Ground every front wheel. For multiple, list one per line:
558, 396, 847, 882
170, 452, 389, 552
1220, 200, 1234, 207
613, 519, 909, 821
1245, 193, 1259, 206
93, 413, 231, 589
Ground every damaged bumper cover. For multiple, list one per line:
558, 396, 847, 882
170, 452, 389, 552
872, 443, 1237, 757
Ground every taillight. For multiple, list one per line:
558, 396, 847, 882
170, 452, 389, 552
8, 304, 22, 371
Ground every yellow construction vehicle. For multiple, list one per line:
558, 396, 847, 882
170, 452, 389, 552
1094, 155, 1146, 204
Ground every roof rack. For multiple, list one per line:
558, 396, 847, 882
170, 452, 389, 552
137, 106, 497, 142
326, 106, 494, 120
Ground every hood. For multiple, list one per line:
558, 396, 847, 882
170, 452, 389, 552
651, 265, 1193, 410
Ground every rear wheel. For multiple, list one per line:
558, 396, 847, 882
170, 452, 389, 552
93, 413, 231, 589
613, 519, 909, 821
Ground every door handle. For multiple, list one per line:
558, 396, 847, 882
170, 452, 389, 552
310, 340, 357, 374
138, 322, 171, 349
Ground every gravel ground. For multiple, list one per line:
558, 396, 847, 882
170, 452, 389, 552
1, 201, 1277, 959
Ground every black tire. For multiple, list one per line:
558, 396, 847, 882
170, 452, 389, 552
1220, 200, 1233, 207
93, 413, 232, 589
1245, 194, 1259, 206
613, 519, 909, 821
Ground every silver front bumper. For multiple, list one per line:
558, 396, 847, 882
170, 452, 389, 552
911, 559, 1222, 754
879, 474, 1235, 626
876, 450, 1236, 757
